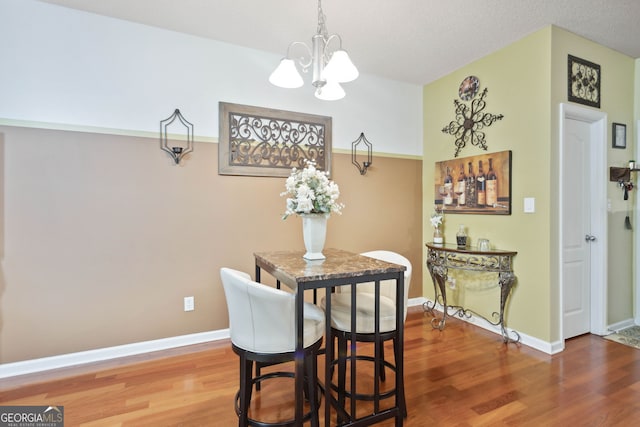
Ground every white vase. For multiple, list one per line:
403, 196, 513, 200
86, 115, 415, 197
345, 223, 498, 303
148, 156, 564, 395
301, 213, 329, 260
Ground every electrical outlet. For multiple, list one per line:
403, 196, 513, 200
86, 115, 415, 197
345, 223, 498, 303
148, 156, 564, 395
184, 296, 194, 312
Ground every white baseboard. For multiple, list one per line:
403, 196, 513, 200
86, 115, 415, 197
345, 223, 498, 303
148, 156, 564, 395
415, 297, 557, 355
407, 297, 425, 308
607, 318, 636, 333
0, 298, 556, 379
0, 329, 230, 379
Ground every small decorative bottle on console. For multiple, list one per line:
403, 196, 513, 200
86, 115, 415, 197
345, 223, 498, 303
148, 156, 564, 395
456, 224, 467, 248
433, 227, 443, 245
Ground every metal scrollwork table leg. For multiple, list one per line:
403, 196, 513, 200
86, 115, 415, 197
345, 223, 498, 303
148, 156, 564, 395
423, 244, 520, 344
424, 263, 448, 330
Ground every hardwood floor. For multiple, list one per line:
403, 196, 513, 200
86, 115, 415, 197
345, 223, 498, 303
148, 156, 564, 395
2, 308, 640, 426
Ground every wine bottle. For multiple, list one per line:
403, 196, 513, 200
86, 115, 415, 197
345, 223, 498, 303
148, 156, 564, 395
444, 167, 454, 206
466, 162, 476, 208
486, 158, 498, 207
456, 163, 466, 206
476, 160, 486, 208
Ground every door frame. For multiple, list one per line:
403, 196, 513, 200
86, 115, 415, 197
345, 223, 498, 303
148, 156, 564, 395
559, 103, 608, 340
636, 120, 640, 325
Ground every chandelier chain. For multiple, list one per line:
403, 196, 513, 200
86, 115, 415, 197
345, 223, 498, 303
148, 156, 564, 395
316, 0, 329, 39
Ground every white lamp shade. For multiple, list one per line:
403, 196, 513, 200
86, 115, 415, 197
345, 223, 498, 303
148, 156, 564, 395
314, 80, 345, 101
322, 50, 359, 83
269, 59, 304, 88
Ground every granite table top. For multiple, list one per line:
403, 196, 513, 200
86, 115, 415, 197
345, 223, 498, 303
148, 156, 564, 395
254, 248, 406, 287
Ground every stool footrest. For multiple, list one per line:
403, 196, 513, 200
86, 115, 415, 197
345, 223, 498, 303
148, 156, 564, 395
234, 371, 322, 427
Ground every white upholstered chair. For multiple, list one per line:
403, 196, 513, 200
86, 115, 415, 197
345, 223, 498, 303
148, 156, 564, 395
321, 250, 412, 418
220, 267, 325, 427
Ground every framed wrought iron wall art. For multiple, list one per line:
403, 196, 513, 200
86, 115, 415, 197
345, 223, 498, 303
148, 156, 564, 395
218, 102, 332, 177
567, 55, 601, 108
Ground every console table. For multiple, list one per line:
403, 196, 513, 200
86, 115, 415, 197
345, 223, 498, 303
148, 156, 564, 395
424, 242, 519, 343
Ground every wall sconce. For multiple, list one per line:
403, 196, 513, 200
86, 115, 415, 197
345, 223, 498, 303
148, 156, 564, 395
160, 109, 194, 164
351, 132, 372, 175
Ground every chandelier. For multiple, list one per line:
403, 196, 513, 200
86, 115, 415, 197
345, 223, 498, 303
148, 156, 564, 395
268, 0, 359, 101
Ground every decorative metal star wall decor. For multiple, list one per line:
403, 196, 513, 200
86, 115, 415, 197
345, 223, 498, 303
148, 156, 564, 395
441, 87, 504, 157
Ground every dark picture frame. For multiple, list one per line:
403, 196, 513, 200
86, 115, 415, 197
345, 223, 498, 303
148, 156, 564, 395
612, 123, 627, 149
434, 150, 512, 215
218, 102, 332, 177
567, 55, 601, 108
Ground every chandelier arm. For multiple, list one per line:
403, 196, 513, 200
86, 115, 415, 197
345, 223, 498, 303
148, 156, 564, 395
286, 41, 314, 71
323, 34, 343, 61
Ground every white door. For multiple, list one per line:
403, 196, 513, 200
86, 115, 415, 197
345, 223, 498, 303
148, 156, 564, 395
562, 118, 592, 338
560, 103, 608, 341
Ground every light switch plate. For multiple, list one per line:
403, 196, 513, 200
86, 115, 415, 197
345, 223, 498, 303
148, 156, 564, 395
524, 197, 535, 213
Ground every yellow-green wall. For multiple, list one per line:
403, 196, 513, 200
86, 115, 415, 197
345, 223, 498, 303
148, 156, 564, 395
423, 28, 552, 341
550, 27, 636, 332
636, 60, 640, 320
423, 25, 636, 346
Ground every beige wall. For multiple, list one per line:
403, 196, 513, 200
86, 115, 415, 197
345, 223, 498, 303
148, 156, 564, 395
423, 25, 637, 344
0, 125, 422, 363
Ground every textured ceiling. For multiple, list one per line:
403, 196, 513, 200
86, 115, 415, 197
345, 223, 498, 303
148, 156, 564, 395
39, 0, 640, 85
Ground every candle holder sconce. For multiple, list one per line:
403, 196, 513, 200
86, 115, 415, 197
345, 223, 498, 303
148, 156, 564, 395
351, 132, 373, 175
160, 109, 194, 164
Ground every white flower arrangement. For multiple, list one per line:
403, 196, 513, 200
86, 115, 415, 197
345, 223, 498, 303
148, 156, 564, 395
430, 205, 444, 229
281, 160, 344, 219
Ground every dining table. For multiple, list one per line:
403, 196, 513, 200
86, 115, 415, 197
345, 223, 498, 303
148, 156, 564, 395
254, 248, 407, 426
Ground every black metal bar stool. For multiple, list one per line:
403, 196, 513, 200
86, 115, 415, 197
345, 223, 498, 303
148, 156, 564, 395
321, 251, 412, 422
221, 268, 325, 427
